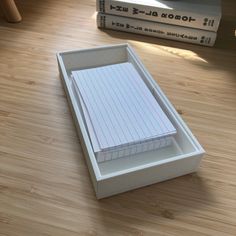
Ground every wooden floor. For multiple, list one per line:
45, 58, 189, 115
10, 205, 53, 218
0, 0, 236, 235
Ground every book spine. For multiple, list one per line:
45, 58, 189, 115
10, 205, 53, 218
97, 13, 217, 47
97, 0, 221, 32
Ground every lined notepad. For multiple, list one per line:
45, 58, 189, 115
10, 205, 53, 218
72, 62, 176, 162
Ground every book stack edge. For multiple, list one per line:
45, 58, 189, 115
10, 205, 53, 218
96, 0, 222, 46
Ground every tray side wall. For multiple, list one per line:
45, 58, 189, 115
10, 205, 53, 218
97, 153, 203, 199
57, 57, 99, 195
61, 44, 128, 73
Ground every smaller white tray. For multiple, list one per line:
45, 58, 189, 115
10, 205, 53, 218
57, 44, 205, 199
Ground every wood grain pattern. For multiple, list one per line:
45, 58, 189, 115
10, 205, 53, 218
0, 0, 236, 235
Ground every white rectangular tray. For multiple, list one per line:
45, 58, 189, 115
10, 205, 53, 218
57, 44, 205, 199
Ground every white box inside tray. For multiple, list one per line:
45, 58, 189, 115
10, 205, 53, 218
57, 44, 205, 199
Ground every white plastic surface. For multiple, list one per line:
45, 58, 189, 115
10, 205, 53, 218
57, 44, 205, 199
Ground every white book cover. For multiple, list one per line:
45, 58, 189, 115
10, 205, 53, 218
72, 62, 176, 162
97, 13, 217, 46
97, 0, 221, 32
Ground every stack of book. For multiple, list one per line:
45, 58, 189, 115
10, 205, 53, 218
96, 0, 221, 46
71, 62, 176, 162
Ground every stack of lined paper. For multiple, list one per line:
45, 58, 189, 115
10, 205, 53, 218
72, 62, 176, 162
